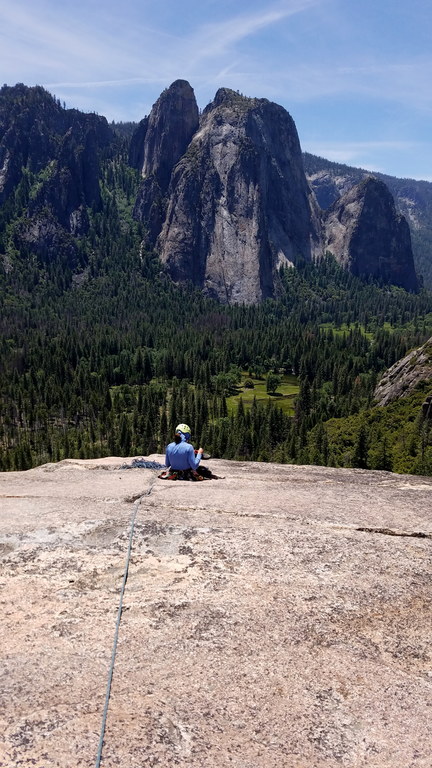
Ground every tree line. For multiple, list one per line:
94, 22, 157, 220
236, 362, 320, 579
1, 152, 432, 473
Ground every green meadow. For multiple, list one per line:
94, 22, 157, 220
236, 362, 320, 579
319, 315, 432, 340
226, 373, 299, 416
319, 322, 374, 340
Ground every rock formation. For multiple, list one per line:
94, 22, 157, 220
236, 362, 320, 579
324, 176, 418, 291
133, 82, 417, 303
1, 81, 420, 302
374, 335, 432, 405
0, 83, 113, 257
132, 80, 199, 244
128, 116, 148, 174
132, 83, 322, 304
156, 88, 322, 304
303, 151, 432, 288
1, 456, 431, 766
0, 84, 67, 205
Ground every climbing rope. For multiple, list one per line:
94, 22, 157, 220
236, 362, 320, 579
95, 473, 158, 767
121, 458, 165, 470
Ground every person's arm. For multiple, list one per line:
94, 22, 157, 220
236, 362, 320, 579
188, 444, 203, 469
165, 445, 171, 467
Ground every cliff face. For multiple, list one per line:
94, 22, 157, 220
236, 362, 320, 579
132, 80, 199, 245
324, 177, 418, 291
0, 84, 67, 205
29, 113, 112, 233
133, 82, 417, 304
134, 84, 322, 304
128, 116, 148, 175
0, 84, 113, 262
374, 335, 432, 406
303, 151, 432, 288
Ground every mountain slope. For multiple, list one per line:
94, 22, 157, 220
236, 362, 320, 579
0, 83, 114, 279
303, 152, 432, 286
324, 177, 417, 291
374, 335, 432, 406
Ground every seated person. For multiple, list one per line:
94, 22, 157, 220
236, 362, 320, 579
165, 423, 204, 474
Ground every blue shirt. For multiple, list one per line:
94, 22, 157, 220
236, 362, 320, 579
165, 441, 202, 470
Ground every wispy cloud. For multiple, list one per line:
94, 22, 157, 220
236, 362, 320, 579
44, 77, 170, 90
253, 57, 432, 115
0, 1, 177, 84
186, 0, 321, 60
0, 0, 332, 121
1, 0, 430, 177
9, 0, 428, 116
0, 0, 326, 95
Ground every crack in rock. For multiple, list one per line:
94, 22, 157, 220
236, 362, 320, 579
357, 527, 431, 540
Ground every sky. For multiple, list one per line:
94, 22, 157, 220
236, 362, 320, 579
1, 0, 431, 181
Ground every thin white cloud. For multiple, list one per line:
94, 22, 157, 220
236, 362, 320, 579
0, 1, 177, 83
257, 58, 432, 114
0, 0, 430, 179
187, 0, 321, 59
0, 0, 330, 115
306, 140, 419, 157
44, 77, 170, 90
0, 5, 110, 72
1, 0, 430, 116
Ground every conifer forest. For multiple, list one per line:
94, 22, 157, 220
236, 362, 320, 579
1, 132, 432, 475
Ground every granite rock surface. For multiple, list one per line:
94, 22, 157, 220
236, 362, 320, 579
132, 80, 200, 247
0, 456, 431, 767
156, 88, 322, 304
374, 335, 432, 406
324, 177, 418, 291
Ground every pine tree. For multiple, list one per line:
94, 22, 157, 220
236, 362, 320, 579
352, 422, 369, 469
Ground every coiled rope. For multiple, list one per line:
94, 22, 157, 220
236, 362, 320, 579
95, 473, 158, 767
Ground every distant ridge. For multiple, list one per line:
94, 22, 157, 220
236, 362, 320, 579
0, 81, 428, 296
303, 152, 432, 286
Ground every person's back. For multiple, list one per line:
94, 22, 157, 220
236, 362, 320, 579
165, 423, 203, 471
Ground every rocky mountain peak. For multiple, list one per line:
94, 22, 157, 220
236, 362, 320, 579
303, 151, 431, 288
206, 88, 261, 113
0, 83, 113, 271
0, 85, 112, 210
133, 82, 418, 303
132, 80, 199, 245
152, 88, 322, 304
324, 175, 418, 291
139, 79, 199, 187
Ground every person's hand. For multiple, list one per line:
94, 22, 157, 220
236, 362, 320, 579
198, 447, 204, 454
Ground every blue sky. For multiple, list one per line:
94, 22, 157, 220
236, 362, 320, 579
1, 0, 431, 181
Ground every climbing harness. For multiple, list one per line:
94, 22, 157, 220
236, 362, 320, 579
94, 472, 158, 767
